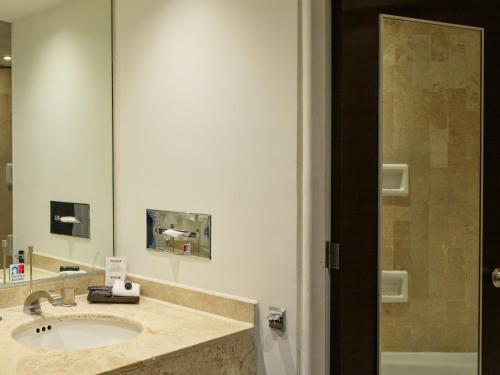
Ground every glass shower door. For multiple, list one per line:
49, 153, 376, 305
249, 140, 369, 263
379, 15, 482, 375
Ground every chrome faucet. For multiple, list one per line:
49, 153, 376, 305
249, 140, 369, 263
23, 290, 63, 315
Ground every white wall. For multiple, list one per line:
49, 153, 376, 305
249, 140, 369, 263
114, 1, 299, 373
12, 0, 113, 267
114, 1, 331, 374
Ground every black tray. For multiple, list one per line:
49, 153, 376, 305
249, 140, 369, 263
87, 286, 140, 304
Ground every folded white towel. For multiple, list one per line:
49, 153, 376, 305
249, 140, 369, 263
112, 280, 140, 297
163, 229, 188, 238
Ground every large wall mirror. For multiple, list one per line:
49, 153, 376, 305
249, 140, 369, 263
379, 15, 482, 374
0, 0, 113, 286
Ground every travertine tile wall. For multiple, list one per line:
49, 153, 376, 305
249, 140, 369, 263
0, 68, 11, 268
381, 18, 481, 353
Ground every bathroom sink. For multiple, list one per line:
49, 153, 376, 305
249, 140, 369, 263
12, 315, 143, 350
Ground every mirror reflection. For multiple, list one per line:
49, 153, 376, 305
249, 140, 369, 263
147, 209, 211, 259
379, 16, 482, 374
0, 0, 113, 286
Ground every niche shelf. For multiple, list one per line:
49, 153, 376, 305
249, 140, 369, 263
381, 270, 408, 303
382, 164, 409, 197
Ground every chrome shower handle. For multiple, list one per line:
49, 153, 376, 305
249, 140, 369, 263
492, 268, 500, 288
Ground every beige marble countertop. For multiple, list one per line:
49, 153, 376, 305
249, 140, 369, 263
0, 295, 254, 374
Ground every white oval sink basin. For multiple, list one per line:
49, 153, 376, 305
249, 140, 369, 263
12, 315, 143, 350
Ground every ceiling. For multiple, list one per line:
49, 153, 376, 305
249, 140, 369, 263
0, 0, 73, 22
0, 0, 74, 68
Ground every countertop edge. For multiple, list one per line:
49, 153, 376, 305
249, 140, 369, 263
100, 326, 256, 374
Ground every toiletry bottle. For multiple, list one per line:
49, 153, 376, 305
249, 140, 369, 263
18, 250, 25, 264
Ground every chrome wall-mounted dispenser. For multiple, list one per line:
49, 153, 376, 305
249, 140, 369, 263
267, 306, 286, 331
50, 201, 90, 239
146, 209, 211, 259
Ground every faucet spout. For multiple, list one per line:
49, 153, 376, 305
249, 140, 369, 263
23, 289, 63, 315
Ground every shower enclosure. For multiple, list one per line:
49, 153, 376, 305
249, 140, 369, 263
330, 2, 500, 375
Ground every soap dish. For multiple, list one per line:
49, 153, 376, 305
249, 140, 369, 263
381, 270, 408, 303
382, 164, 409, 197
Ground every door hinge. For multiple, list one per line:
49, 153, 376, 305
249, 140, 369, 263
325, 241, 340, 271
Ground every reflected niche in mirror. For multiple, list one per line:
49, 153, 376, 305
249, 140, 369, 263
0, 0, 113, 286
379, 15, 482, 374
147, 210, 212, 259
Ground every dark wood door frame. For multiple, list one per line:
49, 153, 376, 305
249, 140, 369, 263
331, 1, 500, 374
